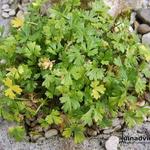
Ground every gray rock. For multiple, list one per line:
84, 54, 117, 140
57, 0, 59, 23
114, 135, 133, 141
130, 12, 137, 25
31, 134, 43, 142
137, 8, 150, 25
2, 4, 9, 10
2, 0, 9, 4
103, 128, 114, 134
2, 12, 9, 18
31, 125, 43, 133
142, 32, 150, 45
16, 10, 24, 18
3, 8, 11, 12
112, 118, 121, 127
129, 26, 134, 33
22, 0, 29, 4
147, 117, 150, 122
37, 137, 46, 142
45, 129, 58, 139
137, 24, 150, 34
113, 125, 122, 132
86, 128, 97, 136
105, 0, 146, 17
9, 9, 16, 16
105, 136, 119, 150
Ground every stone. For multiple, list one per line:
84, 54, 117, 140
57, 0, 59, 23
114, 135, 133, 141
104, 0, 145, 17
45, 129, 58, 139
103, 128, 114, 134
31, 125, 43, 132
136, 100, 145, 107
112, 118, 121, 127
137, 24, 150, 34
2, 12, 9, 18
43, 126, 51, 132
134, 20, 140, 31
129, 26, 134, 32
3, 8, 11, 12
2, 4, 9, 10
113, 125, 122, 131
0, 85, 4, 91
105, 136, 119, 150
86, 128, 97, 136
147, 117, 150, 122
30, 133, 43, 142
130, 12, 137, 25
126, 0, 145, 10
0, 59, 7, 64
37, 137, 46, 142
142, 32, 150, 45
136, 8, 150, 25
2, 0, 9, 4
9, 9, 16, 16
22, 0, 29, 4
16, 10, 24, 18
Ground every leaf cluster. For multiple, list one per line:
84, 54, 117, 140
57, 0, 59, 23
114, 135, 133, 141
0, 0, 150, 143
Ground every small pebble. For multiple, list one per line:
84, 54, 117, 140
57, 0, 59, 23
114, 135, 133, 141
45, 129, 58, 139
103, 128, 114, 134
112, 118, 121, 127
37, 137, 46, 142
86, 128, 97, 136
3, 8, 11, 12
9, 9, 16, 16
137, 24, 150, 34
2, 12, 9, 18
30, 133, 43, 142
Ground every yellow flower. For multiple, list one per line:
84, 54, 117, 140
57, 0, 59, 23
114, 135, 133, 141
11, 17, 24, 28
3, 77, 22, 99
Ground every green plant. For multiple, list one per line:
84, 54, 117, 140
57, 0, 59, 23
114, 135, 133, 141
0, 0, 150, 143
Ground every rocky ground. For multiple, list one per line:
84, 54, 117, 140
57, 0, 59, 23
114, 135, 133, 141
0, 119, 150, 150
0, 0, 150, 150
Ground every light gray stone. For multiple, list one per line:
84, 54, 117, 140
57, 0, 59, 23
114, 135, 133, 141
9, 9, 16, 16
45, 129, 58, 139
103, 128, 114, 134
2, 0, 9, 4
2, 12, 9, 18
104, 0, 148, 17
137, 8, 150, 25
3, 8, 11, 12
16, 10, 24, 18
130, 12, 137, 25
2, 4, 9, 10
142, 32, 150, 45
30, 134, 43, 142
105, 136, 119, 150
112, 118, 123, 127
